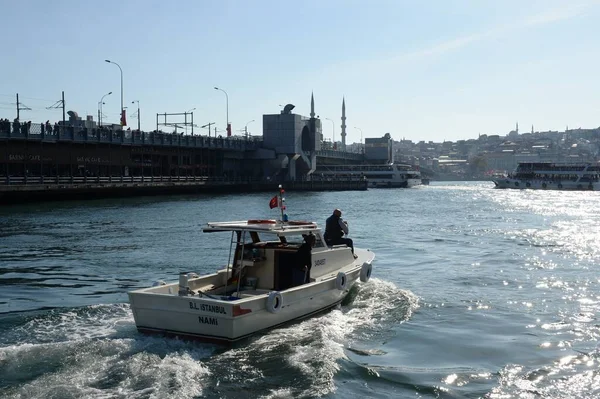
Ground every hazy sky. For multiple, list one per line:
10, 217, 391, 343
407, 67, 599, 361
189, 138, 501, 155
1, 0, 599, 143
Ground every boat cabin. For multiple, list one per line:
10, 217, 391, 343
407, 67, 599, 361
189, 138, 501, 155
199, 219, 351, 297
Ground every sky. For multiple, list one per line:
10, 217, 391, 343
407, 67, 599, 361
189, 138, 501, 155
1, 0, 599, 143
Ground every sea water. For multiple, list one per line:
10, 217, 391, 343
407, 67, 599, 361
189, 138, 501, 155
1, 182, 599, 398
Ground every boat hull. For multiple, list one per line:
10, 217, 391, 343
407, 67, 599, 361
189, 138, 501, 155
369, 178, 421, 188
129, 256, 372, 343
493, 178, 598, 191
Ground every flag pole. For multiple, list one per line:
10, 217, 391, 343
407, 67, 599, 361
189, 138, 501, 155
278, 184, 285, 222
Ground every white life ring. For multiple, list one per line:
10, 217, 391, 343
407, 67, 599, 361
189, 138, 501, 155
266, 291, 283, 313
360, 262, 372, 283
335, 272, 348, 290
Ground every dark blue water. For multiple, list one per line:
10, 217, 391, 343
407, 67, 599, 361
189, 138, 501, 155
1, 182, 599, 398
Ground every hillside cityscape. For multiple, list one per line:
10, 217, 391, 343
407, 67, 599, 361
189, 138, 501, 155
379, 124, 600, 180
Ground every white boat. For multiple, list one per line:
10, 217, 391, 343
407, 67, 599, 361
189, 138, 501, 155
128, 188, 375, 343
316, 163, 421, 188
492, 162, 600, 190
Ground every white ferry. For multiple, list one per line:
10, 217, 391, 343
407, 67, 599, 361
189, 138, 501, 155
493, 162, 600, 190
316, 163, 421, 188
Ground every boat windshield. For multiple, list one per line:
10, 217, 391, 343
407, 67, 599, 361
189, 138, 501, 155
254, 231, 324, 248
256, 231, 285, 244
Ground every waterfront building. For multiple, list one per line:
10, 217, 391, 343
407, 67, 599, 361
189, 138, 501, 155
261, 94, 322, 181
364, 133, 393, 164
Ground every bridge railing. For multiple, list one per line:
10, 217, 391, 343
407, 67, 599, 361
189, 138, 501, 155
0, 120, 262, 151
0, 175, 269, 186
1, 174, 370, 186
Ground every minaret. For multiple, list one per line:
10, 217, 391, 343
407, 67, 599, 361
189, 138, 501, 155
516, 122, 519, 134
531, 125, 534, 134
310, 92, 315, 119
341, 97, 346, 149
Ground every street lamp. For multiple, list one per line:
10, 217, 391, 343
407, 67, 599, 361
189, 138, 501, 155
201, 122, 215, 137
99, 91, 112, 127
105, 59, 124, 125
244, 119, 255, 139
325, 117, 335, 146
214, 87, 229, 135
131, 100, 140, 131
354, 127, 363, 153
185, 108, 196, 135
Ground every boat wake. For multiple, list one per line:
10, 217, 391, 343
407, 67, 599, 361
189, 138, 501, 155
0, 278, 417, 398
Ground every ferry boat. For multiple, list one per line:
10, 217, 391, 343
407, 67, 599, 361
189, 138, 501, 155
128, 186, 375, 343
316, 163, 421, 188
492, 162, 600, 190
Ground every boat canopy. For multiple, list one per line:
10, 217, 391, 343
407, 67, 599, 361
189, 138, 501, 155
202, 220, 318, 235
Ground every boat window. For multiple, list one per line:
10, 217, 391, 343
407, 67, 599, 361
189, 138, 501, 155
286, 235, 305, 246
255, 232, 285, 244
314, 236, 325, 248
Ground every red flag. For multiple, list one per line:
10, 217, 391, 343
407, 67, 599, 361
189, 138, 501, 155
120, 110, 127, 126
269, 195, 278, 209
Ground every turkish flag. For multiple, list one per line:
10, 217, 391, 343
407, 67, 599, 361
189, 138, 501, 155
269, 195, 278, 209
120, 110, 127, 126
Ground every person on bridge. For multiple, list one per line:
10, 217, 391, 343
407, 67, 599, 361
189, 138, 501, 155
324, 209, 357, 258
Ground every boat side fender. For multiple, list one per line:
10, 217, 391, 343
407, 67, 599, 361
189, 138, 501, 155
266, 291, 283, 313
360, 262, 372, 283
335, 272, 348, 290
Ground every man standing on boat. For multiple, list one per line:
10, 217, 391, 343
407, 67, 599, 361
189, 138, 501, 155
293, 233, 316, 286
324, 209, 357, 258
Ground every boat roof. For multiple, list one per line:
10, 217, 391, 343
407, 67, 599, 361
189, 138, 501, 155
202, 220, 319, 234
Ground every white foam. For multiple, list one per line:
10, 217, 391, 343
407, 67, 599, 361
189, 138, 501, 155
3, 280, 417, 398
219, 278, 420, 397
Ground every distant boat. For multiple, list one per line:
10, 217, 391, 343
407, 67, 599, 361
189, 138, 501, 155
493, 162, 599, 190
316, 163, 421, 188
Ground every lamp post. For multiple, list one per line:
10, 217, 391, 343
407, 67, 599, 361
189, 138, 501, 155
325, 117, 335, 148
354, 126, 363, 153
99, 91, 112, 127
214, 87, 229, 135
201, 122, 215, 137
244, 119, 255, 139
105, 59, 124, 125
185, 108, 196, 135
131, 100, 140, 131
